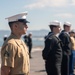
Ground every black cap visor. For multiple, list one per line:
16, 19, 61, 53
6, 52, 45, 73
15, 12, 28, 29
18, 19, 30, 23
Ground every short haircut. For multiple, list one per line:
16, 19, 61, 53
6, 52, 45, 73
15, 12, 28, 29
49, 25, 57, 31
63, 24, 70, 29
8, 21, 19, 28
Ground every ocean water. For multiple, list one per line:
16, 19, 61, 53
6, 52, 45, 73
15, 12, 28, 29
0, 30, 49, 68
0, 30, 49, 48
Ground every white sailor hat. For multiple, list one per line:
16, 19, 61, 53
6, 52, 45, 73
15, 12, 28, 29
4, 35, 8, 37
49, 20, 61, 26
64, 22, 71, 26
5, 12, 30, 23
29, 32, 32, 34
69, 29, 75, 33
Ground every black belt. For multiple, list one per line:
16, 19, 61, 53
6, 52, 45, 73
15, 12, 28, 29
18, 73, 29, 75
18, 74, 25, 75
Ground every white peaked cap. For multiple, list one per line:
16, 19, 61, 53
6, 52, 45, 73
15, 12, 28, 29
29, 32, 32, 34
64, 22, 71, 26
49, 20, 61, 26
5, 11, 29, 23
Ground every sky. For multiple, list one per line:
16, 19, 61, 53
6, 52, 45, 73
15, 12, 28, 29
0, 0, 75, 30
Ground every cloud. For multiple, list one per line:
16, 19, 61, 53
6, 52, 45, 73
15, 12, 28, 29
24, 0, 49, 9
71, 0, 75, 6
54, 13, 74, 18
24, 0, 68, 9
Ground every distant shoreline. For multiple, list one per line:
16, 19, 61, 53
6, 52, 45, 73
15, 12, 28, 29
0, 46, 44, 52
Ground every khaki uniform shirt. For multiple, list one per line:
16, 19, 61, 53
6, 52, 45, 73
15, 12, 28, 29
1, 33, 30, 75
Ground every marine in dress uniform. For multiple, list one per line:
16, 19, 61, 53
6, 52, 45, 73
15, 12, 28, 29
3, 35, 8, 41
27, 32, 32, 58
42, 20, 62, 75
59, 22, 72, 75
1, 12, 30, 75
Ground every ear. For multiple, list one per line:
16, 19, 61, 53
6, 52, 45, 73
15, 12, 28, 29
14, 23, 18, 28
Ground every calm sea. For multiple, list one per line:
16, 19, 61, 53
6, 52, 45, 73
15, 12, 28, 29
0, 30, 49, 48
